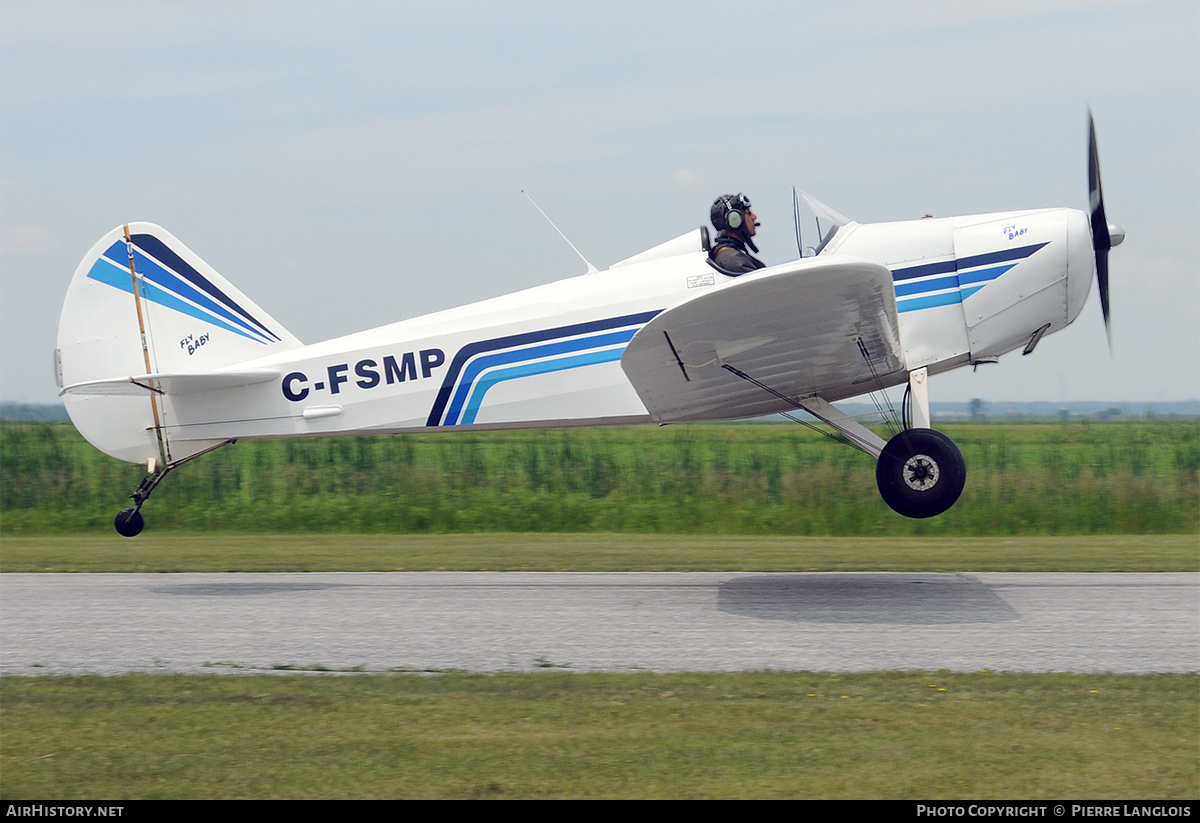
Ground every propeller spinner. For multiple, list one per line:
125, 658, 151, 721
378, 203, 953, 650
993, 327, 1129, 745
1088, 111, 1125, 340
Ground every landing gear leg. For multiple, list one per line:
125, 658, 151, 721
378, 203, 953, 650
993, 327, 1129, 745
873, 368, 966, 518
716, 361, 965, 517
111, 441, 233, 537
113, 461, 174, 537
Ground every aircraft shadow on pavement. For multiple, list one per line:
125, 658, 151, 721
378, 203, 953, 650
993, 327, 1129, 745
718, 573, 1019, 625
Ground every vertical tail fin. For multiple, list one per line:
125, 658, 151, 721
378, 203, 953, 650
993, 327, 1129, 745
56, 223, 303, 464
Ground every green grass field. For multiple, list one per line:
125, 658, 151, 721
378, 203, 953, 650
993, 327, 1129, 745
3, 421, 1197, 535
2, 672, 1196, 799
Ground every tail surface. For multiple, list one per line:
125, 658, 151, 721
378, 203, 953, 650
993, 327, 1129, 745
56, 223, 303, 465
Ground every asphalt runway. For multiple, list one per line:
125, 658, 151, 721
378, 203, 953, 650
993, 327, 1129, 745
1, 572, 1196, 675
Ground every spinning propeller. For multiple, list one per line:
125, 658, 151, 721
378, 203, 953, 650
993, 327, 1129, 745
1087, 111, 1125, 342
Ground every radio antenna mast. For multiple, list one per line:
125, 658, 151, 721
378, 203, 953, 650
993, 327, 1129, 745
792, 187, 804, 258
523, 190, 599, 273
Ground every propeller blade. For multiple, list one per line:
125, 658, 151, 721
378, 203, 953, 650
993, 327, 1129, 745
1088, 110, 1114, 340
1096, 247, 1111, 341
1088, 112, 1111, 253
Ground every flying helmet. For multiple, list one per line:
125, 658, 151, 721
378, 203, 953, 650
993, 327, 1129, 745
711, 193, 753, 233
710, 193, 759, 253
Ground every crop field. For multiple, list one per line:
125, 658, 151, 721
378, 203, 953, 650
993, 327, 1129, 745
2, 421, 1196, 535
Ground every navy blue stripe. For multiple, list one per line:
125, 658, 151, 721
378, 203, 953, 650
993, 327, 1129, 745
425, 310, 662, 427
891, 241, 1049, 284
955, 242, 1048, 271
131, 233, 281, 342
120, 247, 273, 343
891, 259, 956, 282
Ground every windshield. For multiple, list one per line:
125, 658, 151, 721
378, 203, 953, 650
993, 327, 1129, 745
792, 189, 852, 258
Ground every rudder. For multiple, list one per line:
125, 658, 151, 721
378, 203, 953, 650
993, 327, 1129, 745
56, 223, 303, 465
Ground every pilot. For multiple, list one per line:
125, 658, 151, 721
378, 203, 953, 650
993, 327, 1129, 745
709, 193, 765, 275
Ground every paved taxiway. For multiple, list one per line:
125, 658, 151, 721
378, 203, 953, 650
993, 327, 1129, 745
2, 572, 1196, 675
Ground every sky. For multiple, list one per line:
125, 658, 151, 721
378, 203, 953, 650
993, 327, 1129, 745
2, 0, 1197, 406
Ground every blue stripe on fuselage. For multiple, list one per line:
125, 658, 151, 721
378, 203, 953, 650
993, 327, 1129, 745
427, 310, 661, 427
891, 242, 1048, 314
442, 328, 640, 426
460, 347, 627, 425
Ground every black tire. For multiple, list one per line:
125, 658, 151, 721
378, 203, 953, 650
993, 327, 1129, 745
875, 429, 966, 519
114, 507, 145, 537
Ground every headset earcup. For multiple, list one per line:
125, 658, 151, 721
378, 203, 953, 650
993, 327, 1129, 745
727, 210, 742, 229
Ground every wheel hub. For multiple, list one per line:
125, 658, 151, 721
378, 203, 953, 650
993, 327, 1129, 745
902, 454, 939, 491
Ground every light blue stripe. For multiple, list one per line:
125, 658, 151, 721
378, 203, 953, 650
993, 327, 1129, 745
896, 261, 1021, 313
897, 290, 963, 313
87, 258, 265, 343
444, 328, 638, 425
460, 347, 625, 425
894, 264, 1015, 304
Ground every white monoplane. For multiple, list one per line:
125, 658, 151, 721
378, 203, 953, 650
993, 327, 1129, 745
56, 116, 1122, 535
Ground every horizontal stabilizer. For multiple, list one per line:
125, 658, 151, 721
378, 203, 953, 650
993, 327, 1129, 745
60, 369, 280, 397
620, 257, 903, 421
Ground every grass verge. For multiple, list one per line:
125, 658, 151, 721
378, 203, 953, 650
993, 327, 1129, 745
1, 533, 1195, 573
2, 671, 1195, 799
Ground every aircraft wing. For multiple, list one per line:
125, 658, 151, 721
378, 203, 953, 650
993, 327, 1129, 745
620, 258, 903, 422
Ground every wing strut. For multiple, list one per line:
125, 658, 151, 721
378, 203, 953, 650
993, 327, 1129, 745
718, 363, 887, 457
795, 396, 887, 458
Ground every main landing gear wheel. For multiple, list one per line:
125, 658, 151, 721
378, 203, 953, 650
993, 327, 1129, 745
875, 429, 966, 519
114, 508, 145, 537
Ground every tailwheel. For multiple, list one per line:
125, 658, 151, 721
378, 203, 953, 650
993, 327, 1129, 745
108, 441, 233, 536
875, 429, 966, 518
112, 466, 167, 537
114, 507, 145, 537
